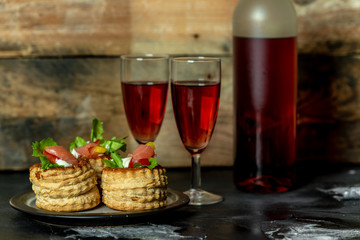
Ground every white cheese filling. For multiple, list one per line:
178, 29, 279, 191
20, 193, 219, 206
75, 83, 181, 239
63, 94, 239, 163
55, 159, 72, 167
122, 157, 132, 168
71, 148, 79, 158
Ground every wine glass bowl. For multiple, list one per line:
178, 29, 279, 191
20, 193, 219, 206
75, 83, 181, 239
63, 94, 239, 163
171, 80, 220, 154
171, 57, 223, 205
121, 55, 169, 144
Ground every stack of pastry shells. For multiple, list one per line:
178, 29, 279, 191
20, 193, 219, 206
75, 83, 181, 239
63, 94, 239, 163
101, 166, 168, 211
29, 160, 100, 212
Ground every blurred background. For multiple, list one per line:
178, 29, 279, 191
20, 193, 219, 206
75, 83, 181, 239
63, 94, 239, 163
1, 0, 360, 170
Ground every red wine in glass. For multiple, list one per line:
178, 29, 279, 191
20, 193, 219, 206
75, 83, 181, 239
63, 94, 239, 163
171, 81, 220, 154
122, 81, 168, 143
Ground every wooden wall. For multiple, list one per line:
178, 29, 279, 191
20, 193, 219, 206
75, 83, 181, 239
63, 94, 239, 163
1, 0, 360, 170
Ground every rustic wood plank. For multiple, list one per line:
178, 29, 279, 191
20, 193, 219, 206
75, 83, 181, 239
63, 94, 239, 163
0, 0, 133, 57
297, 54, 360, 163
0, 0, 359, 56
0, 0, 237, 57
295, 0, 360, 55
129, 0, 236, 55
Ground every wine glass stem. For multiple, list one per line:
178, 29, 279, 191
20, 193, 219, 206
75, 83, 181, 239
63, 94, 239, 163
191, 153, 202, 190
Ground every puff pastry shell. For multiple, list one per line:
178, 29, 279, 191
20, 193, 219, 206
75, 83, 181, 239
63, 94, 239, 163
29, 160, 100, 212
101, 167, 168, 211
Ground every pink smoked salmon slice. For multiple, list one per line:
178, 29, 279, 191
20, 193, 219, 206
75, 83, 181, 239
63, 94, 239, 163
74, 142, 98, 157
131, 144, 154, 160
44, 146, 78, 164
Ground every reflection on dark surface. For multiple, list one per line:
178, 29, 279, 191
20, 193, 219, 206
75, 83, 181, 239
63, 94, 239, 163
262, 217, 360, 239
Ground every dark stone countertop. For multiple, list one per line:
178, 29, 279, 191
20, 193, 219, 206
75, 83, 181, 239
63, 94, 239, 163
2, 166, 360, 239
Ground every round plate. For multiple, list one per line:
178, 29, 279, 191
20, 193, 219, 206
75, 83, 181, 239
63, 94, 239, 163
10, 188, 189, 226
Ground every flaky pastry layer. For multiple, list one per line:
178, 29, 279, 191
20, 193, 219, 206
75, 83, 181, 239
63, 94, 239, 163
101, 167, 168, 190
35, 186, 100, 212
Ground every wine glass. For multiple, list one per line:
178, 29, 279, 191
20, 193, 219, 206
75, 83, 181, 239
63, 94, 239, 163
171, 57, 223, 205
121, 54, 169, 144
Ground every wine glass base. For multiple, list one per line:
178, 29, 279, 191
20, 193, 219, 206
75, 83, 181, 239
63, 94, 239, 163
184, 189, 223, 206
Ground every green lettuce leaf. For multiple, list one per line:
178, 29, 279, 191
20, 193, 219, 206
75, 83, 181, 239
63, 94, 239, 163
148, 157, 158, 169
32, 138, 62, 170
100, 136, 127, 154
32, 138, 57, 157
32, 141, 43, 157
69, 136, 87, 151
91, 118, 104, 142
102, 159, 118, 168
102, 152, 125, 168
40, 156, 64, 170
133, 157, 158, 169
110, 152, 124, 168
